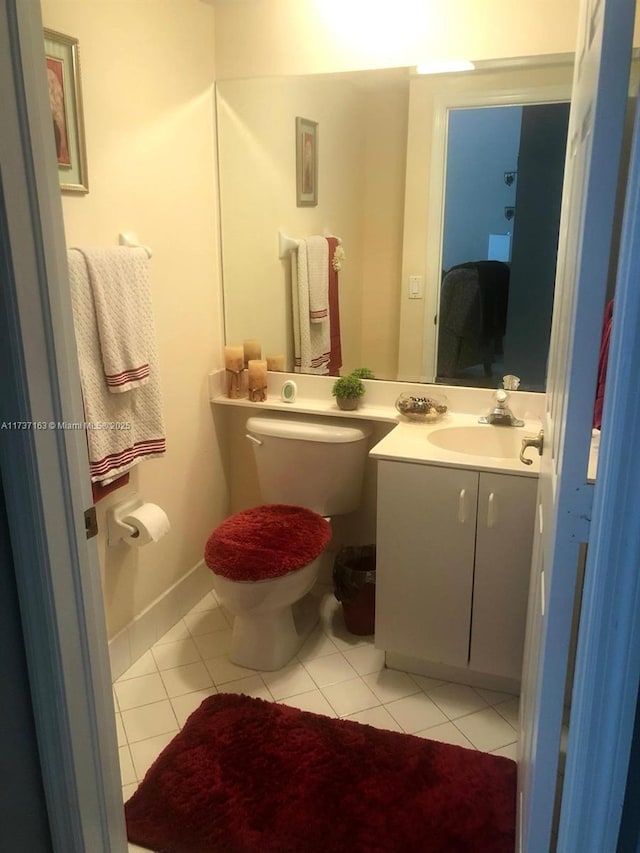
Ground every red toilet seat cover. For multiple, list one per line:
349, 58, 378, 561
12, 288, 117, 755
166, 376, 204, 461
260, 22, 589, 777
205, 504, 331, 582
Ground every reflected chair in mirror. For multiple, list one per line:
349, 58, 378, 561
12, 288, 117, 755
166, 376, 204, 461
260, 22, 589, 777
436, 260, 510, 386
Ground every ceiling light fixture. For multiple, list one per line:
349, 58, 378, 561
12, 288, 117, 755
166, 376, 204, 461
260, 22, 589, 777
415, 60, 476, 75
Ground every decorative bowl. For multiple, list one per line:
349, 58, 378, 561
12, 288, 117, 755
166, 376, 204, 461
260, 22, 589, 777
395, 392, 448, 422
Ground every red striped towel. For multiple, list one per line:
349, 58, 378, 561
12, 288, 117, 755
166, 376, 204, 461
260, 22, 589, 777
67, 249, 166, 484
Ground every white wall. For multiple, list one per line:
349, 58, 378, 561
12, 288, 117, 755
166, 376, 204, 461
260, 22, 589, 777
41, 0, 228, 638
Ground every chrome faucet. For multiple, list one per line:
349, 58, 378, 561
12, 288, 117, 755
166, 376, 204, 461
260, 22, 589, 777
479, 375, 524, 427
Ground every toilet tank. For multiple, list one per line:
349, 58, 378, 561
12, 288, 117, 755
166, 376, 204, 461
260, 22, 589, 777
246, 416, 372, 516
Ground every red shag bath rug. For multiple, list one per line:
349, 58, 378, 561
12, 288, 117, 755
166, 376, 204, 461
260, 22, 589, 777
125, 693, 516, 853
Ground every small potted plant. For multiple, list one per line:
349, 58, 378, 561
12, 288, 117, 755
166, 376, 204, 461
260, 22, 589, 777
331, 374, 366, 411
351, 367, 375, 380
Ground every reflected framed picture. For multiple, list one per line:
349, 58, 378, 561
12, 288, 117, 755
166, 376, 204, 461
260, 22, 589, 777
44, 29, 89, 193
296, 116, 317, 207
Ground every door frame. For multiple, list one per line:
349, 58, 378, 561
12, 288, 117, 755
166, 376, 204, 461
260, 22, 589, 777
0, 3, 126, 850
558, 83, 640, 851
421, 77, 572, 382
517, 0, 638, 847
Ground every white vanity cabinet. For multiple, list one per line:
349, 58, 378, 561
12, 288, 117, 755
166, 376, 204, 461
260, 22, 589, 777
375, 459, 537, 683
469, 471, 537, 680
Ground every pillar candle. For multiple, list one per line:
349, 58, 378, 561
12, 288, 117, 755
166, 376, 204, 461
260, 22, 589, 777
266, 354, 285, 372
247, 359, 268, 402
224, 345, 244, 372
243, 339, 262, 366
224, 345, 245, 398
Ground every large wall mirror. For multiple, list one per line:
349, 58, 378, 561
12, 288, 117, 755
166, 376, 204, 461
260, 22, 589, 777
216, 57, 574, 392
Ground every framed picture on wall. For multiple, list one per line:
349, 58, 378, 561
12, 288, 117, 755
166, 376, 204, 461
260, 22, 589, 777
44, 29, 89, 193
296, 116, 318, 207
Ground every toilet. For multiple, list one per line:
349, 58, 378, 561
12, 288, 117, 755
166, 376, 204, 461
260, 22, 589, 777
204, 415, 372, 670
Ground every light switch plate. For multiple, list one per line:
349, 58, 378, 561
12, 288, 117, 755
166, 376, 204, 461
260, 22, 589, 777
408, 275, 423, 299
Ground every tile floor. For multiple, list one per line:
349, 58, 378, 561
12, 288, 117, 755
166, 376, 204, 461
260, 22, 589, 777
117, 586, 519, 851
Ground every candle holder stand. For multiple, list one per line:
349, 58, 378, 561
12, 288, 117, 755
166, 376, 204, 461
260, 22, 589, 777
248, 384, 268, 403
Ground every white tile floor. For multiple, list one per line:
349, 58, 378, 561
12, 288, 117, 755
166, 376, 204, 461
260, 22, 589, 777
116, 586, 519, 851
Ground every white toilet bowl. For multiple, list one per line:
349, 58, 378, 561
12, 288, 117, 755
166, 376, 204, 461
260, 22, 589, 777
205, 503, 332, 670
205, 416, 371, 672
212, 555, 322, 671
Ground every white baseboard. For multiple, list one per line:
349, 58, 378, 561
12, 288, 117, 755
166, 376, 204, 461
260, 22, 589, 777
108, 560, 215, 680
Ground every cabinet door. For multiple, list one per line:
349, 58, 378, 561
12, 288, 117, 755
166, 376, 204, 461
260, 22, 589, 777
375, 461, 478, 667
470, 472, 537, 681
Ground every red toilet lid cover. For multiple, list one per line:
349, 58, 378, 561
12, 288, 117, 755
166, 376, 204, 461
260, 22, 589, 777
205, 504, 331, 581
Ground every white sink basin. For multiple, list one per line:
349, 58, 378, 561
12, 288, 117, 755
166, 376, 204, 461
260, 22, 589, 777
427, 424, 529, 459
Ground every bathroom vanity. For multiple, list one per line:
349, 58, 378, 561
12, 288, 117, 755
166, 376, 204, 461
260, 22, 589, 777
211, 370, 544, 692
370, 416, 540, 693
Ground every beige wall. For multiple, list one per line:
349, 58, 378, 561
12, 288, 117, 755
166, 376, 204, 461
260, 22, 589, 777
213, 0, 584, 80
41, 0, 228, 638
359, 85, 408, 377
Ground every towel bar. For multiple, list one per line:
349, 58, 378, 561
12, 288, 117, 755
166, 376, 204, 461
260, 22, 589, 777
278, 230, 299, 258
118, 231, 152, 258
278, 229, 341, 259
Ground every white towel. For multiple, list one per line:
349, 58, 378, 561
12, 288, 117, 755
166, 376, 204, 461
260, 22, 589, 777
291, 240, 330, 374
67, 249, 166, 483
307, 236, 329, 323
73, 246, 152, 393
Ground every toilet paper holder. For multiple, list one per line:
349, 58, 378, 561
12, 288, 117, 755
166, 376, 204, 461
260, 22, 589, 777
106, 495, 145, 546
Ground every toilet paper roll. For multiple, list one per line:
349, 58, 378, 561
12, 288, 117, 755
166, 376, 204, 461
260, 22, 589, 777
122, 503, 170, 546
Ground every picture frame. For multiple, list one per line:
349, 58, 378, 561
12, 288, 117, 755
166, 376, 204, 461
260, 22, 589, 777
44, 29, 89, 193
295, 116, 318, 207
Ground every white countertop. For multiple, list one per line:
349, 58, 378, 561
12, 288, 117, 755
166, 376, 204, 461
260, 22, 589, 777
369, 413, 543, 477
